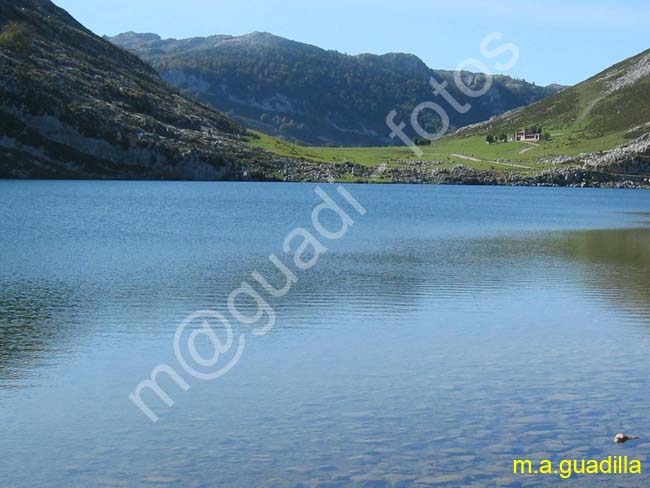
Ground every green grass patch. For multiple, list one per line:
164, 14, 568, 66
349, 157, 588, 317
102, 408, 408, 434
247, 124, 629, 176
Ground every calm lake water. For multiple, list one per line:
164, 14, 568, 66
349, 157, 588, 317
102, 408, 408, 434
1, 181, 650, 488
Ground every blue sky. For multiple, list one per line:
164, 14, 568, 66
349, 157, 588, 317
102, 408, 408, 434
53, 0, 650, 86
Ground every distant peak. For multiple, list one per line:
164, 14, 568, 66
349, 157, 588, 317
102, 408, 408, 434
361, 52, 430, 77
234, 31, 295, 46
380, 52, 422, 61
109, 32, 162, 43
244, 31, 277, 39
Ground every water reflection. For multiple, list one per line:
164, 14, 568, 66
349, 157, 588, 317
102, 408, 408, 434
2, 227, 649, 389
0, 280, 83, 384
548, 228, 650, 315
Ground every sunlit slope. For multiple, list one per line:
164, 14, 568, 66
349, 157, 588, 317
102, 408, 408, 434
459, 48, 650, 153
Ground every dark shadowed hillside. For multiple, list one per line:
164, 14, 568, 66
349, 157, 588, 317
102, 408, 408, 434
109, 31, 563, 146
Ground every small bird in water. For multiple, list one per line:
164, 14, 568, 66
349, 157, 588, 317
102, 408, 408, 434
614, 433, 639, 444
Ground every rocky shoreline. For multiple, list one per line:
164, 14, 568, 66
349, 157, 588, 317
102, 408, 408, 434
5, 156, 649, 189
241, 157, 650, 189
238, 132, 650, 189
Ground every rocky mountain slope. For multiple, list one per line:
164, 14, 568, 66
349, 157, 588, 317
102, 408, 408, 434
0, 0, 286, 179
108, 31, 562, 147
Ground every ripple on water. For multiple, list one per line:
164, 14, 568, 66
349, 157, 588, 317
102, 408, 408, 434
1, 183, 650, 487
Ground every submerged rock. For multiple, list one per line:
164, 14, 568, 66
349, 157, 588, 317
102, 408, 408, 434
614, 433, 639, 444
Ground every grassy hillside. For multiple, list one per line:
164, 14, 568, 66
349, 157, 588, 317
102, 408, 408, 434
460, 49, 650, 152
248, 48, 650, 178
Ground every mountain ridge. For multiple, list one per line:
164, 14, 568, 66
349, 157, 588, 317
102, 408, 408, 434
109, 31, 564, 146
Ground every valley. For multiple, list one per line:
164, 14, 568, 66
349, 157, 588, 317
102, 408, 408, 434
0, 1, 649, 188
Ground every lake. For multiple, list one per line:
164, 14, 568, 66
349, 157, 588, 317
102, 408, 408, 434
1, 180, 650, 487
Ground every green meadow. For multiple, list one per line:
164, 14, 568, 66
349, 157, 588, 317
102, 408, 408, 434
248, 128, 628, 176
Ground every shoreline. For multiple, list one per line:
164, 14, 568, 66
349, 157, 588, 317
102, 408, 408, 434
2, 173, 649, 189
